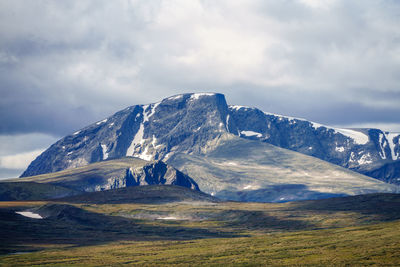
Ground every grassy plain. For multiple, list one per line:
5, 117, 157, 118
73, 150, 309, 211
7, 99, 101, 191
0, 192, 400, 266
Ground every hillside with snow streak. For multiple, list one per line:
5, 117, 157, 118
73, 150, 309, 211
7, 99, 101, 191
21, 93, 400, 185
229, 105, 399, 178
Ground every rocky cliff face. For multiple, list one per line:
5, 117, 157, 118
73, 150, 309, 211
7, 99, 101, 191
21, 93, 400, 185
107, 160, 199, 191
15, 158, 199, 193
74, 160, 200, 192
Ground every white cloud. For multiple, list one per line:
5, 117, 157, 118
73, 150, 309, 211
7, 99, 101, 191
0, 133, 58, 156
0, 133, 57, 179
299, 0, 337, 9
0, 0, 399, 178
0, 149, 44, 169
0, 0, 399, 134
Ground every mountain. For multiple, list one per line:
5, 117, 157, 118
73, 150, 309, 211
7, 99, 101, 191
167, 134, 398, 202
20, 93, 400, 188
362, 161, 400, 184
228, 105, 400, 184
11, 135, 398, 202
3, 158, 198, 200
21, 93, 230, 177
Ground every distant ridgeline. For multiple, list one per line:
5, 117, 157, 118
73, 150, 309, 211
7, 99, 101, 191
19, 93, 400, 202
22, 93, 400, 183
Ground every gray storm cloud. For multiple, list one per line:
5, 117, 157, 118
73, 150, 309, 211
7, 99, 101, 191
0, 0, 400, 178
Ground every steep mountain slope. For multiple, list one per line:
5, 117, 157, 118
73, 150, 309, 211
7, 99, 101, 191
363, 161, 400, 184
21, 93, 231, 177
167, 134, 398, 202
9, 158, 198, 194
229, 105, 400, 184
21, 93, 400, 185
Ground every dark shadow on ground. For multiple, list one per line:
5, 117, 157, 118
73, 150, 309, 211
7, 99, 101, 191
0, 182, 79, 201
216, 184, 347, 203
212, 209, 314, 231
56, 185, 219, 204
0, 203, 233, 255
293, 193, 400, 221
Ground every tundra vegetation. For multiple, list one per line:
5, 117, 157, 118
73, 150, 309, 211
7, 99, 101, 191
0, 187, 399, 266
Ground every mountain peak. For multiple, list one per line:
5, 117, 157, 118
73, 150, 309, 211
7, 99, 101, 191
159, 93, 228, 110
21, 92, 231, 177
164, 92, 220, 100
21, 93, 400, 187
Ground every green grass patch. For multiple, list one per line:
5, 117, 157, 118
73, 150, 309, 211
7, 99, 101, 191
1, 220, 399, 266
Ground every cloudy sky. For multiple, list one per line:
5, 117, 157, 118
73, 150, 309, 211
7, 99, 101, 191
0, 0, 400, 179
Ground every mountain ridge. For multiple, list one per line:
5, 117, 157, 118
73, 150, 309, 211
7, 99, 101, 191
166, 134, 398, 202
21, 93, 400, 186
228, 104, 400, 179
7, 158, 199, 198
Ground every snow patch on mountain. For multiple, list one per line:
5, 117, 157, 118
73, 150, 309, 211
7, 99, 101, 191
127, 123, 144, 156
386, 132, 400, 160
378, 133, 387, 159
101, 144, 108, 160
335, 128, 369, 145
232, 105, 308, 122
96, 119, 107, 125
311, 122, 324, 129
190, 93, 216, 100
335, 146, 345, 152
231, 105, 251, 111
146, 102, 160, 121
151, 135, 159, 148
358, 153, 373, 165
16, 211, 43, 219
349, 152, 356, 163
139, 146, 152, 161
243, 184, 260, 190
126, 103, 161, 161
311, 122, 369, 145
157, 216, 179, 220
168, 94, 183, 100
263, 111, 307, 122
126, 121, 144, 157
240, 130, 262, 138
